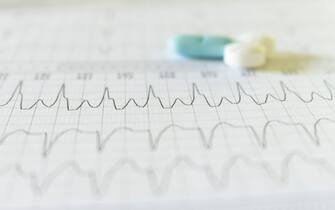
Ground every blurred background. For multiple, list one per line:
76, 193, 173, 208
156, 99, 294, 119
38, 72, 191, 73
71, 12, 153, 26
0, 0, 334, 62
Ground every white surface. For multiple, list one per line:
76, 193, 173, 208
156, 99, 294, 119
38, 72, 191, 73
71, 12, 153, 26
224, 42, 266, 68
0, 0, 334, 209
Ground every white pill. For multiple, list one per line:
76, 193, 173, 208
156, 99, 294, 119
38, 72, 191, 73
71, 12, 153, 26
223, 42, 266, 68
236, 33, 275, 57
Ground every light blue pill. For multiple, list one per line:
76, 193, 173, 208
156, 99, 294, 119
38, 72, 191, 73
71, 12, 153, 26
169, 35, 234, 59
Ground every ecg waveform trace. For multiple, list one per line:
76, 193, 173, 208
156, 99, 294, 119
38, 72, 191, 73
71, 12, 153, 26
0, 77, 334, 111
1, 117, 335, 157
1, 152, 334, 195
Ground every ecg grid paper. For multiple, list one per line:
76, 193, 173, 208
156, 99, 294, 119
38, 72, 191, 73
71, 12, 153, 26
0, 61, 333, 209
0, 0, 334, 209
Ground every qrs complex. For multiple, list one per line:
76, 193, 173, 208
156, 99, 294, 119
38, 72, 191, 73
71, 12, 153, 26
0, 152, 334, 195
0, 79, 334, 111
1, 117, 334, 156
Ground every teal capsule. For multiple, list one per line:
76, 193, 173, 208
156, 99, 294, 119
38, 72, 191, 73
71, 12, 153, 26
169, 35, 234, 59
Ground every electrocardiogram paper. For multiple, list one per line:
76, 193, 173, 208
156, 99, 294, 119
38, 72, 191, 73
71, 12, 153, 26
0, 0, 335, 209
0, 61, 334, 209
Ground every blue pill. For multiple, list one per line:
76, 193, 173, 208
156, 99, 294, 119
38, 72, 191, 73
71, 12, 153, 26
169, 35, 234, 59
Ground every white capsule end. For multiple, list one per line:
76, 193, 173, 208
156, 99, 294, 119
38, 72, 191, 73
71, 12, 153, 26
224, 42, 266, 68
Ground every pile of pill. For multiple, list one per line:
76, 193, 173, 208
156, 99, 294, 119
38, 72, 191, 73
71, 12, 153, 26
169, 33, 275, 68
